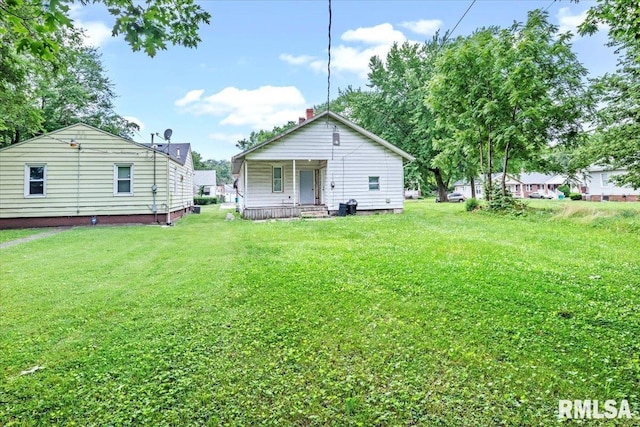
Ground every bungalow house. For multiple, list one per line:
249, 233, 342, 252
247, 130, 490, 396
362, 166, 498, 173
454, 172, 573, 199
194, 170, 217, 196
584, 165, 639, 202
231, 109, 415, 220
0, 123, 194, 229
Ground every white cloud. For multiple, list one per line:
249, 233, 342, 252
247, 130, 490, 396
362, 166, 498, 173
208, 132, 246, 146
557, 7, 588, 35
175, 89, 205, 107
123, 116, 144, 131
342, 23, 406, 45
176, 85, 307, 130
279, 53, 318, 65
400, 19, 442, 36
281, 22, 414, 79
68, 4, 112, 48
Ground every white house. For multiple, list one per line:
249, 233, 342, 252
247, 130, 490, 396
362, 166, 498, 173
584, 166, 639, 202
194, 170, 217, 196
231, 110, 415, 220
454, 172, 575, 199
0, 123, 194, 229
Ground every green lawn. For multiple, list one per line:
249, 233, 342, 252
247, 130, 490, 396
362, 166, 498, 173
1, 202, 639, 426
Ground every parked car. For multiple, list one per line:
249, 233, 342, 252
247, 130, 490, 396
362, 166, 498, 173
436, 192, 466, 203
528, 191, 554, 199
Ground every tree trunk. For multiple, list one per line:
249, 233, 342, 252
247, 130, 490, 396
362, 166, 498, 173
470, 176, 476, 199
486, 132, 493, 200
501, 141, 511, 196
431, 167, 448, 202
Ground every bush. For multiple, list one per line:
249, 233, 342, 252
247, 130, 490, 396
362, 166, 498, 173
486, 187, 528, 215
465, 198, 480, 212
194, 197, 218, 205
569, 193, 583, 200
558, 184, 571, 197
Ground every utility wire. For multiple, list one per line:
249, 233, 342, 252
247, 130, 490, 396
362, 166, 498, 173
544, 0, 556, 12
327, 0, 332, 115
444, 0, 476, 43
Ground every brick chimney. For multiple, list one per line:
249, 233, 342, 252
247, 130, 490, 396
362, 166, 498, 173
306, 108, 314, 120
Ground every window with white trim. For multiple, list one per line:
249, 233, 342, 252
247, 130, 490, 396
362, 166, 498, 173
114, 164, 133, 195
526, 184, 533, 191
369, 176, 380, 191
273, 166, 283, 192
25, 164, 46, 197
601, 173, 610, 187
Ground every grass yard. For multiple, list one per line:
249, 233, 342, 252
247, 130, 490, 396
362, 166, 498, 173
1, 201, 639, 426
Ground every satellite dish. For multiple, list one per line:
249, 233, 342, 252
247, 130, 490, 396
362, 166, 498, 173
163, 128, 173, 141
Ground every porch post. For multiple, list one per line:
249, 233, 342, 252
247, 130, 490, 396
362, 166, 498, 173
292, 159, 296, 206
243, 160, 248, 208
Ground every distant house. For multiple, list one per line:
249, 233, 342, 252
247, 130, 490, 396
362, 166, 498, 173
194, 170, 217, 196
0, 123, 194, 229
453, 172, 573, 199
584, 166, 639, 202
231, 109, 415, 220
216, 184, 235, 203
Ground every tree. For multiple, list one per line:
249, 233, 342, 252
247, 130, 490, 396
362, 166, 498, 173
329, 37, 454, 201
0, 0, 211, 60
576, 0, 640, 189
0, 27, 137, 145
428, 10, 590, 198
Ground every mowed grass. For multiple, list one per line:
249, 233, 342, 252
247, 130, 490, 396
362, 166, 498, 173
1, 202, 639, 426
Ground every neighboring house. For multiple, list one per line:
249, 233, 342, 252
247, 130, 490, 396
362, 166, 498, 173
194, 170, 217, 196
217, 184, 235, 203
584, 166, 639, 202
453, 172, 574, 199
0, 123, 194, 229
231, 109, 415, 220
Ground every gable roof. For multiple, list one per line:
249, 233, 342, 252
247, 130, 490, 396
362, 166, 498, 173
141, 143, 191, 165
231, 110, 415, 174
0, 122, 191, 166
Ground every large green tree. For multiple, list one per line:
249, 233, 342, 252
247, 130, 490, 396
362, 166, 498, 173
0, 27, 137, 145
576, 0, 640, 188
428, 10, 590, 197
0, 0, 211, 60
330, 37, 453, 201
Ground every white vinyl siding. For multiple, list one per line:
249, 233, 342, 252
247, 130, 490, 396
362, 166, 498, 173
0, 123, 195, 219
114, 164, 133, 195
24, 164, 46, 197
241, 118, 406, 211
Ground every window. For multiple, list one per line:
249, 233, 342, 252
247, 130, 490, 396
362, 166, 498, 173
601, 173, 610, 187
273, 166, 283, 192
114, 164, 133, 195
25, 164, 46, 197
476, 186, 482, 195
526, 184, 533, 192
369, 176, 380, 191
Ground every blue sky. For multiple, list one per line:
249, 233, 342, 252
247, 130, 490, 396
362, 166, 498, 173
72, 0, 616, 161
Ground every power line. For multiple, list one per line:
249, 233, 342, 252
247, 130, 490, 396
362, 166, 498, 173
327, 0, 332, 114
544, 0, 556, 12
445, 0, 477, 43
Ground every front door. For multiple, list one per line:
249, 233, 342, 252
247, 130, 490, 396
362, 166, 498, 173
299, 170, 314, 204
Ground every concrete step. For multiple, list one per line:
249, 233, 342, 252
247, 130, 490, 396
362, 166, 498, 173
300, 210, 330, 219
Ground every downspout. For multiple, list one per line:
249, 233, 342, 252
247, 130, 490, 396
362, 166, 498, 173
293, 159, 296, 206
166, 151, 171, 225
76, 144, 81, 214
151, 134, 158, 223
243, 160, 248, 212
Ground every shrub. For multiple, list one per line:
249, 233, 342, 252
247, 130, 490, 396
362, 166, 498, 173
558, 184, 571, 197
486, 187, 528, 215
569, 193, 582, 200
194, 197, 218, 205
465, 198, 480, 212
